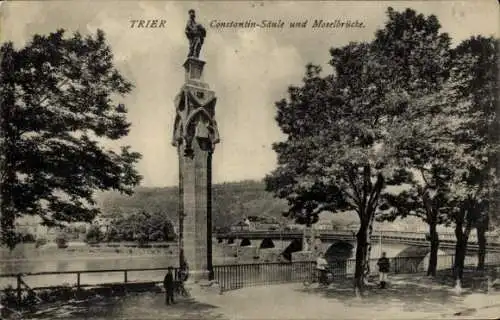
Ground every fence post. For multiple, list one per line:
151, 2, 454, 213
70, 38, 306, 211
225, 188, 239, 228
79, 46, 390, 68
124, 270, 128, 283
16, 274, 22, 306
77, 272, 81, 290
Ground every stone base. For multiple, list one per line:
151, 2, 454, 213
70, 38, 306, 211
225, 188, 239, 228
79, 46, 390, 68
185, 270, 211, 283
292, 251, 315, 262
185, 278, 223, 297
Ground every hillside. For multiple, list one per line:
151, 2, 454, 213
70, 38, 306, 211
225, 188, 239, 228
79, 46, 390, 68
96, 180, 290, 229
96, 179, 443, 233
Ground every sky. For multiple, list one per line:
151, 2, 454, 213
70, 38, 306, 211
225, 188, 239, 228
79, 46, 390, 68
2, 0, 499, 187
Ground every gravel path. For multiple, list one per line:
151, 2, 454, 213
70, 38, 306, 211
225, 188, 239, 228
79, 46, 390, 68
26, 275, 500, 319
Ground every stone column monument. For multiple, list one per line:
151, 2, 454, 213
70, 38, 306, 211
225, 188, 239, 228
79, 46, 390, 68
172, 9, 220, 284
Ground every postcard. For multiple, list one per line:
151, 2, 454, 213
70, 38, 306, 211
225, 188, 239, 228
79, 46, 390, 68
1, 1, 499, 319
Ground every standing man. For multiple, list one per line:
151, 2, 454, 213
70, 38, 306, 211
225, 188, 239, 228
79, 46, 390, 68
377, 252, 390, 289
163, 267, 175, 305
316, 252, 328, 285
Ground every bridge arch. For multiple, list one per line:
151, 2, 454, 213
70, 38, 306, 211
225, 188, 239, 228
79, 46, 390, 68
282, 239, 302, 261
260, 238, 275, 249
324, 241, 354, 263
393, 246, 449, 273
240, 238, 251, 247
395, 246, 433, 258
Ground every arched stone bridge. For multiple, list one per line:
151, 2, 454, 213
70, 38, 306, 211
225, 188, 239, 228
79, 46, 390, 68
214, 230, 500, 264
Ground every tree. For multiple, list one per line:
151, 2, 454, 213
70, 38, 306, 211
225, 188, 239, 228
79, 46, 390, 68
267, 7, 454, 295
0, 29, 142, 248
106, 210, 176, 243
266, 45, 401, 296
454, 36, 499, 272
85, 224, 104, 243
377, 90, 458, 277
447, 36, 499, 288
371, 7, 452, 276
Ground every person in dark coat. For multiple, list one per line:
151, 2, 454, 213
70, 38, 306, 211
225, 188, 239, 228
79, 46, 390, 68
163, 267, 175, 305
377, 252, 390, 289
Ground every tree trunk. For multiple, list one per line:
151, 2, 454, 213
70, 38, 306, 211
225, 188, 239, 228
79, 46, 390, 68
362, 213, 376, 284
453, 238, 466, 291
354, 223, 369, 297
453, 224, 470, 292
477, 226, 486, 271
427, 222, 439, 277
353, 169, 384, 297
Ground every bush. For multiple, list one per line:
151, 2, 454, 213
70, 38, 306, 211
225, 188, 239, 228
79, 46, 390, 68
85, 225, 104, 244
136, 232, 149, 246
104, 227, 119, 242
1, 285, 17, 307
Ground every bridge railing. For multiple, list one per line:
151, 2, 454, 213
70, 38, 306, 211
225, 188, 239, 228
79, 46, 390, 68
213, 261, 314, 291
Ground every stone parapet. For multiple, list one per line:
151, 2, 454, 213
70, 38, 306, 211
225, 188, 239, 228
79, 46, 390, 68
292, 251, 315, 262
222, 244, 238, 257
236, 246, 259, 263
259, 248, 286, 263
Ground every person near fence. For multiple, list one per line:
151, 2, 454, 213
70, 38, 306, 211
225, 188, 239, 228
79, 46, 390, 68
377, 252, 390, 289
176, 265, 189, 297
316, 252, 328, 285
163, 267, 175, 305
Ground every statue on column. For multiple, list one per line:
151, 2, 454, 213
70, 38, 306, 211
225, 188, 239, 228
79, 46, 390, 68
185, 9, 206, 58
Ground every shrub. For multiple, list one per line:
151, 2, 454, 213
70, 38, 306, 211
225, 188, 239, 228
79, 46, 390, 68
136, 232, 149, 246
85, 225, 104, 244
1, 285, 17, 307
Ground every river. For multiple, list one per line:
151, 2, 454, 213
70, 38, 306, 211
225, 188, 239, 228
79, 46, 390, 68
0, 241, 237, 290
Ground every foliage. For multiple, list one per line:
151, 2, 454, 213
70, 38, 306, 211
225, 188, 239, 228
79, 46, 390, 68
447, 36, 499, 278
265, 7, 470, 292
0, 29, 142, 249
106, 210, 177, 243
366, 7, 451, 276
85, 224, 104, 243
265, 46, 398, 294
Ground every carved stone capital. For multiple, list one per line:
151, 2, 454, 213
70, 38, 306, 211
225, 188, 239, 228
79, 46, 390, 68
172, 84, 219, 156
